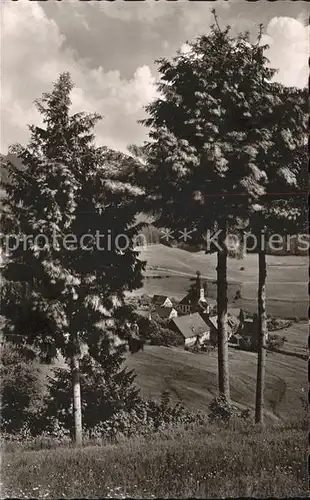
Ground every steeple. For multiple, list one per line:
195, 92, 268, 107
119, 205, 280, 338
196, 274, 210, 316
195, 271, 201, 300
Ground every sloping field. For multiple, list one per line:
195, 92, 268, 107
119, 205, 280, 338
39, 323, 307, 428
126, 323, 308, 422
131, 244, 308, 318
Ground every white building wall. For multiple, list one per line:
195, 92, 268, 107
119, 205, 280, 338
163, 298, 173, 308
184, 336, 197, 347
169, 308, 178, 319
184, 331, 210, 347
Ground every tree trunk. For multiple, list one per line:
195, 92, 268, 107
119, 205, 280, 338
216, 224, 230, 400
255, 245, 267, 424
71, 336, 82, 445
239, 230, 247, 259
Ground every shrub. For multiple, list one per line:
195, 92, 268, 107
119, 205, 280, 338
208, 394, 251, 424
89, 390, 207, 441
0, 341, 43, 434
40, 350, 141, 437
267, 318, 292, 332
267, 334, 287, 350
208, 394, 238, 423
185, 344, 200, 354
201, 341, 216, 354
239, 336, 252, 351
159, 328, 184, 347
137, 315, 183, 347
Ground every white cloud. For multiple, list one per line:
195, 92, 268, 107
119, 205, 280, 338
0, 3, 308, 157
0, 1, 157, 153
262, 17, 309, 88
95, 2, 173, 23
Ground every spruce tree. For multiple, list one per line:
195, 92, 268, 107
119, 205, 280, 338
1, 73, 145, 444
140, 15, 276, 400
43, 328, 141, 437
250, 84, 307, 424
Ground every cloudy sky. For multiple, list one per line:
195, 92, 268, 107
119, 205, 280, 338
1, 0, 308, 154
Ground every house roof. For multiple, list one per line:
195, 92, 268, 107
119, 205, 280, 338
171, 313, 210, 339
179, 291, 209, 310
204, 315, 234, 337
179, 292, 196, 306
230, 333, 243, 341
240, 318, 255, 334
227, 315, 240, 334
206, 315, 218, 330
154, 306, 175, 319
152, 294, 170, 304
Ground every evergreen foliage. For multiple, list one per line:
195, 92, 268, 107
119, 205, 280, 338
0, 72, 146, 440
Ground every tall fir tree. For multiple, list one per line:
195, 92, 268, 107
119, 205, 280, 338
1, 73, 145, 444
42, 328, 141, 437
140, 14, 279, 400
250, 84, 307, 424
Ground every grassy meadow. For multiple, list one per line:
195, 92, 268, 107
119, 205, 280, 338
130, 244, 308, 318
125, 322, 307, 422
2, 415, 308, 498
38, 322, 308, 424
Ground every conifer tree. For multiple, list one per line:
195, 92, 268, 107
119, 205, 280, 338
1, 73, 145, 444
42, 328, 141, 437
250, 84, 307, 424
140, 14, 277, 400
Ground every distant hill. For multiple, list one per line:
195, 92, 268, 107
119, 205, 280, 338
131, 244, 308, 319
0, 154, 27, 201
0, 154, 9, 199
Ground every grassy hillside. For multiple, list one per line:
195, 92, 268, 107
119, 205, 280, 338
130, 244, 308, 318
41, 321, 307, 424
3, 415, 307, 498
125, 321, 308, 422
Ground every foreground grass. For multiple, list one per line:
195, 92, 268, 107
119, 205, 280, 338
2, 417, 308, 498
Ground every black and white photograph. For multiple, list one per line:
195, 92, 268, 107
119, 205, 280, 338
0, 0, 308, 498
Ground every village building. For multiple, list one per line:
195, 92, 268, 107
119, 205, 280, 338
229, 333, 243, 347
237, 316, 259, 350
201, 314, 236, 345
178, 272, 210, 315
178, 294, 194, 314
152, 295, 173, 308
170, 312, 211, 348
149, 282, 264, 352
235, 314, 269, 350
153, 305, 178, 320
202, 315, 219, 345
